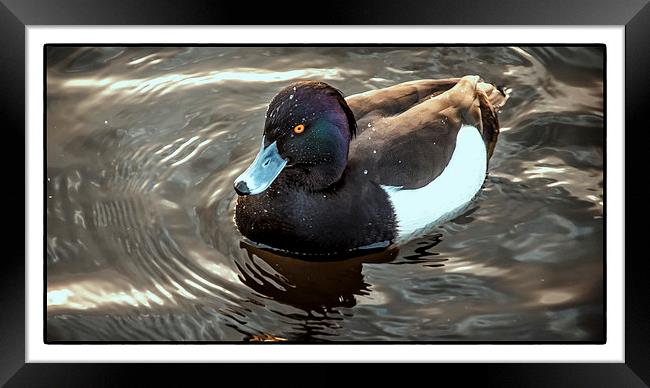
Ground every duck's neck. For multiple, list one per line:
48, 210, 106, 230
284, 141, 349, 192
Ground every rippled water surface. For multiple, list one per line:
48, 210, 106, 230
46, 46, 604, 342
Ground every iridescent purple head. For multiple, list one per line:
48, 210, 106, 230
234, 81, 357, 195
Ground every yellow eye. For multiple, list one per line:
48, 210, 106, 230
293, 124, 305, 134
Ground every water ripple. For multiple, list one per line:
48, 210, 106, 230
46, 46, 604, 342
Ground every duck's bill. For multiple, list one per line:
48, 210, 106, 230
234, 140, 287, 196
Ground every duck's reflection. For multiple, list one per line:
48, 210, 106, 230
237, 240, 398, 314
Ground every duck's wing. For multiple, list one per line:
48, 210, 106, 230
345, 78, 461, 125
347, 76, 506, 189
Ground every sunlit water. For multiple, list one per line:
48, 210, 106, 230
46, 46, 604, 342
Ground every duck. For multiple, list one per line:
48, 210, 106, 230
233, 75, 507, 257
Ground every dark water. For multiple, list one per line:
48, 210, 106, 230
46, 46, 604, 342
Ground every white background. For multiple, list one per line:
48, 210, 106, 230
27, 26, 624, 362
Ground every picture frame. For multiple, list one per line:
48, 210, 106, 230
2, 0, 646, 385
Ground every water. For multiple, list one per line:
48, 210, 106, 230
46, 46, 604, 342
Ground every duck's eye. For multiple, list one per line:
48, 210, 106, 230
293, 124, 305, 134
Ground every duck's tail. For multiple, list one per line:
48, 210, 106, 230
444, 75, 508, 160
476, 80, 509, 159
478, 81, 509, 110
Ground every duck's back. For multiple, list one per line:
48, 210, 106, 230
346, 76, 505, 189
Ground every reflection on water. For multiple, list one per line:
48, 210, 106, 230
238, 241, 399, 314
46, 46, 604, 342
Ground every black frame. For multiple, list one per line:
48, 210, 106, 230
2, 0, 646, 385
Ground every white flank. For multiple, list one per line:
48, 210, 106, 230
382, 125, 487, 243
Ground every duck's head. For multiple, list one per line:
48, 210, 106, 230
234, 81, 357, 195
